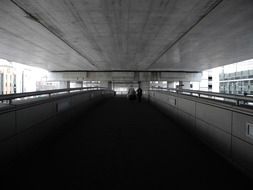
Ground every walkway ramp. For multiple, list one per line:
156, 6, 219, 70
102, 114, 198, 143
2, 97, 252, 189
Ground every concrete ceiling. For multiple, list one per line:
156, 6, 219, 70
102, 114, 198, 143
0, 0, 253, 71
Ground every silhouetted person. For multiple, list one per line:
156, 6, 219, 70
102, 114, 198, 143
127, 85, 136, 100
136, 87, 143, 102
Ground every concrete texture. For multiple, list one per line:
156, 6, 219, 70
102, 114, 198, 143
2, 0, 252, 71
16, 102, 55, 132
196, 102, 232, 133
1, 97, 252, 189
0, 111, 15, 141
0, 90, 113, 168
149, 90, 253, 179
232, 112, 253, 145
47, 71, 202, 82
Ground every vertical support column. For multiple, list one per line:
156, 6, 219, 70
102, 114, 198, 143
167, 82, 174, 89
67, 81, 70, 89
139, 80, 150, 101
178, 81, 183, 89
100, 81, 109, 88
75, 81, 83, 88
182, 81, 191, 89
138, 81, 150, 96
139, 81, 150, 91
59, 81, 69, 89
108, 81, 112, 90
22, 71, 24, 93
178, 81, 191, 90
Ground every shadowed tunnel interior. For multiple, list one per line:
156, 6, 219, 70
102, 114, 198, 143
1, 97, 253, 189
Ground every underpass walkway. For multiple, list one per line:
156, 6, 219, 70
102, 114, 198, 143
3, 97, 253, 189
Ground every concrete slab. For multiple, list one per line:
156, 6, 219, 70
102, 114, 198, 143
2, 0, 247, 71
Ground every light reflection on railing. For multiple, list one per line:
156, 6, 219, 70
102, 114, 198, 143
149, 86, 253, 107
0, 87, 106, 105
115, 91, 128, 95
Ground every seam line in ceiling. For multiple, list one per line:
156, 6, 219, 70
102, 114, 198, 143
10, 0, 98, 70
146, 0, 224, 70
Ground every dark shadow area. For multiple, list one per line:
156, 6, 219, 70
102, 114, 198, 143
1, 97, 252, 189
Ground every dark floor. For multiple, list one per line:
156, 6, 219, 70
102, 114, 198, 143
2, 97, 253, 189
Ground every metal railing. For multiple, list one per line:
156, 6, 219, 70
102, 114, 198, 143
115, 91, 128, 95
0, 87, 106, 105
150, 87, 253, 107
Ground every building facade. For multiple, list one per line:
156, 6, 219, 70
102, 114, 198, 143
219, 70, 253, 95
0, 65, 16, 94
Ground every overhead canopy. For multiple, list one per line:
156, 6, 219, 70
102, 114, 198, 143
0, 0, 253, 71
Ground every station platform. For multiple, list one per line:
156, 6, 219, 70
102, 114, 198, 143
2, 97, 252, 189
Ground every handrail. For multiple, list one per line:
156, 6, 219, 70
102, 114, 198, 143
150, 87, 253, 106
0, 87, 107, 104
